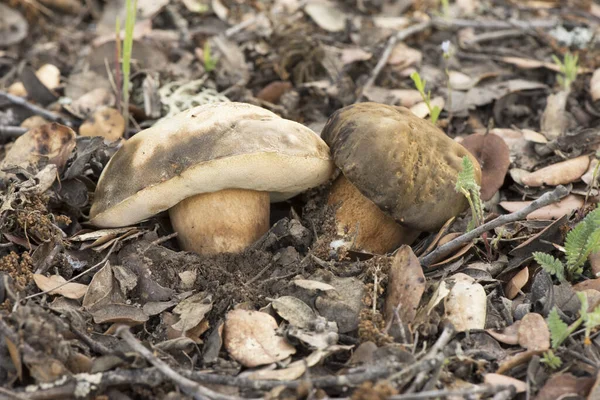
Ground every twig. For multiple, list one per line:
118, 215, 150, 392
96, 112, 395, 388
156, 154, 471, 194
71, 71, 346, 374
244, 262, 273, 287
0, 91, 72, 127
388, 385, 510, 399
431, 16, 559, 30
420, 185, 569, 267
0, 126, 28, 138
356, 20, 432, 103
117, 326, 245, 400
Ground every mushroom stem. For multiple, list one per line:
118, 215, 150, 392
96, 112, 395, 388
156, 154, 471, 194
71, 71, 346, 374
327, 175, 420, 254
169, 189, 270, 254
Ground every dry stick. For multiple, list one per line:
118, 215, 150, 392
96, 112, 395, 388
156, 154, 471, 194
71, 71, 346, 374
420, 185, 569, 267
0, 91, 72, 127
117, 326, 247, 400
355, 20, 432, 103
0, 126, 28, 138
430, 16, 559, 30
388, 385, 511, 400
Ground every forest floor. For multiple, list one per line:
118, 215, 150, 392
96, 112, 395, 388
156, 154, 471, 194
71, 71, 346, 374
1, 0, 600, 399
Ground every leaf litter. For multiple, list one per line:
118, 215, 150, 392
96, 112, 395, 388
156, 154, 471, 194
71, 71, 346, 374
0, 0, 599, 399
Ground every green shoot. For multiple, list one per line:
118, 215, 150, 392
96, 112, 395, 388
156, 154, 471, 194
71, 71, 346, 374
120, 0, 137, 132
410, 71, 441, 125
552, 52, 578, 91
439, 0, 449, 18
546, 292, 600, 350
455, 156, 484, 230
541, 350, 562, 369
203, 41, 218, 73
534, 206, 600, 280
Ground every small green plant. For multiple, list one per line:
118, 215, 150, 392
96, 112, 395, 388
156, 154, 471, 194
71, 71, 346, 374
115, 0, 137, 132
534, 206, 600, 280
455, 156, 484, 230
541, 350, 562, 369
439, 0, 450, 18
410, 71, 441, 125
546, 292, 600, 352
552, 51, 579, 91
203, 41, 218, 73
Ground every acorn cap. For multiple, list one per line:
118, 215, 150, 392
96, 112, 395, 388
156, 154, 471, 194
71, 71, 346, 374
90, 102, 334, 227
321, 102, 481, 232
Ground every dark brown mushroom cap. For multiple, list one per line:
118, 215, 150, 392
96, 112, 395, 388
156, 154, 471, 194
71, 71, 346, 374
321, 102, 482, 232
460, 133, 510, 201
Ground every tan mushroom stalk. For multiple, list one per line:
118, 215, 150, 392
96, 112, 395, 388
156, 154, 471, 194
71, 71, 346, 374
321, 103, 482, 254
90, 102, 334, 254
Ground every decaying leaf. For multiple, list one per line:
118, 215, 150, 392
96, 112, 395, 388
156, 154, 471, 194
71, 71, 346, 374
504, 267, 529, 300
9, 64, 61, 97
486, 321, 520, 345
272, 296, 316, 329
500, 195, 584, 220
79, 107, 125, 142
33, 274, 88, 300
591, 68, 600, 102
410, 96, 445, 119
387, 43, 422, 70
362, 87, 423, 107
90, 304, 149, 325
292, 279, 336, 292
444, 273, 486, 332
304, 2, 346, 33
223, 309, 296, 368
82, 262, 117, 310
540, 90, 570, 140
0, 4, 28, 47
517, 312, 550, 351
535, 373, 595, 400
484, 373, 527, 393
384, 245, 425, 325
171, 292, 213, 332
521, 156, 589, 187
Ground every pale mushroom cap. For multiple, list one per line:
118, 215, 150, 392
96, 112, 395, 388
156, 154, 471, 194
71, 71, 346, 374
90, 102, 333, 227
321, 102, 482, 232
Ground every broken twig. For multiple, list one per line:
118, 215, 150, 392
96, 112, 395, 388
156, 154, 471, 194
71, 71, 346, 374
0, 91, 72, 127
420, 185, 570, 267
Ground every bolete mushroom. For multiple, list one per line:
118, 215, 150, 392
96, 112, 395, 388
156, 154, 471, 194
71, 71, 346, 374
321, 102, 482, 254
89, 102, 334, 254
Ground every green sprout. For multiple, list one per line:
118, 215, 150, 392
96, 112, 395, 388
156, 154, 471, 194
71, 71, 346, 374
533, 205, 600, 281
552, 51, 579, 91
541, 350, 562, 370
203, 41, 218, 73
439, 0, 449, 18
410, 71, 441, 125
115, 0, 137, 132
455, 156, 484, 231
546, 292, 600, 352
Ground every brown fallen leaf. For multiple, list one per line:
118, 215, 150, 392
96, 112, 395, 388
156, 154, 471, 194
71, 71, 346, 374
304, 2, 346, 32
517, 313, 550, 351
384, 245, 425, 325
33, 274, 88, 300
272, 296, 316, 329
536, 373, 595, 400
223, 309, 296, 368
496, 349, 544, 374
387, 43, 422, 69
540, 90, 570, 140
499, 195, 584, 220
8, 64, 60, 97
91, 304, 149, 325
573, 278, 600, 292
591, 68, 600, 102
362, 87, 423, 107
0, 123, 76, 181
486, 321, 521, 345
461, 133, 510, 200
590, 251, 600, 277
505, 267, 529, 300
521, 156, 590, 187
79, 107, 125, 142
256, 81, 292, 104
410, 96, 445, 119
484, 373, 527, 393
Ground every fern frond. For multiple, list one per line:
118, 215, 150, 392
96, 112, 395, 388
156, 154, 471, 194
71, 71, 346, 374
566, 207, 600, 275
533, 252, 565, 281
547, 307, 569, 349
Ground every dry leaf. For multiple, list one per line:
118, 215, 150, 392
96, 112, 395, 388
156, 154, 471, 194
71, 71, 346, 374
522, 129, 547, 143
304, 2, 346, 33
384, 245, 425, 324
505, 267, 529, 300
444, 273, 487, 332
410, 96, 445, 119
340, 48, 372, 65
484, 373, 527, 393
79, 107, 125, 141
91, 304, 149, 324
486, 321, 520, 345
449, 71, 477, 90
500, 195, 584, 220
540, 90, 570, 140
171, 292, 213, 332
387, 43, 422, 69
0, 123, 76, 181
522, 156, 590, 187
0, 4, 28, 47
582, 159, 599, 186
256, 81, 292, 104
362, 87, 423, 107
9, 64, 59, 96
272, 296, 316, 329
82, 262, 115, 310
591, 68, 600, 102
517, 312, 550, 351
224, 309, 296, 367
292, 279, 336, 292
536, 374, 594, 400
33, 274, 88, 300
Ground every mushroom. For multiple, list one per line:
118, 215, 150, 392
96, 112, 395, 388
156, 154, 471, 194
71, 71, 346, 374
321, 102, 482, 254
89, 102, 334, 254
460, 133, 510, 201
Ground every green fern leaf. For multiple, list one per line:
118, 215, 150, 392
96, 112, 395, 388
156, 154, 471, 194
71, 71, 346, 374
566, 207, 600, 275
533, 252, 565, 281
547, 307, 569, 349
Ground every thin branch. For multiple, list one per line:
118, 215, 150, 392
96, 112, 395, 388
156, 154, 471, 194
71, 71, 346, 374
431, 16, 559, 30
0, 126, 28, 138
388, 385, 511, 400
420, 185, 569, 267
0, 91, 72, 127
117, 326, 247, 400
356, 20, 432, 103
